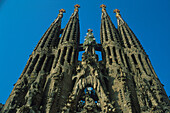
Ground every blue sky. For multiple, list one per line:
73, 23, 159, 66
0, 0, 170, 104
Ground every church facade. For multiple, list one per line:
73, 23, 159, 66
1, 4, 170, 113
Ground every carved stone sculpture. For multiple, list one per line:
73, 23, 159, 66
1, 4, 170, 113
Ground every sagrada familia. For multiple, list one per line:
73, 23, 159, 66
1, 4, 170, 113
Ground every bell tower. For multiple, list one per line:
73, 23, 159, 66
1, 4, 170, 113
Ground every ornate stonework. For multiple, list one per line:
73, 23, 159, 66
1, 4, 170, 113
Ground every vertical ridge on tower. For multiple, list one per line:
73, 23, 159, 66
1, 4, 170, 113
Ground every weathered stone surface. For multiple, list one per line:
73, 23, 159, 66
1, 4, 170, 113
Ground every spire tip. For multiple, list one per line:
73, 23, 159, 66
88, 29, 93, 32
100, 4, 106, 12
113, 9, 121, 18
100, 4, 106, 8
59, 9, 66, 13
58, 9, 66, 18
74, 4, 80, 8
74, 4, 80, 12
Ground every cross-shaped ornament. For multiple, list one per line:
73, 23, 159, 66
113, 9, 121, 18
58, 9, 66, 18
74, 4, 80, 12
100, 4, 106, 12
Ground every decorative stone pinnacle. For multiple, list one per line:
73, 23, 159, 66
74, 4, 80, 12
88, 29, 93, 32
100, 4, 106, 12
58, 9, 66, 18
59, 9, 66, 13
113, 9, 121, 18
83, 29, 96, 54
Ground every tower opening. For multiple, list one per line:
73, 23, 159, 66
35, 55, 46, 73
78, 51, 85, 61
96, 51, 102, 61
113, 47, 118, 64
44, 55, 54, 72
67, 47, 73, 63
119, 49, 124, 65
131, 54, 137, 65
138, 54, 147, 74
125, 54, 131, 72
27, 54, 39, 74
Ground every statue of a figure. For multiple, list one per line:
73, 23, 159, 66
82, 94, 98, 112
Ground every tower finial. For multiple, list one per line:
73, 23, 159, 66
74, 4, 80, 12
113, 9, 121, 18
100, 4, 106, 12
83, 29, 96, 54
58, 9, 66, 18
88, 29, 93, 32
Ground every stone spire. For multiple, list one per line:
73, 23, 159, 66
114, 9, 170, 112
100, 5, 141, 112
114, 9, 144, 50
1, 9, 66, 113
43, 5, 80, 112
100, 4, 120, 44
53, 4, 80, 68
1, 5, 170, 113
113, 9, 159, 78
34, 9, 65, 51
59, 4, 80, 44
100, 5, 126, 67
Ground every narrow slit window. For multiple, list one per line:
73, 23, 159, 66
131, 54, 137, 65
60, 47, 67, 65
119, 49, 124, 65
68, 47, 73, 63
113, 47, 118, 64
122, 26, 131, 48
44, 55, 55, 72
109, 58, 112, 65
27, 54, 39, 74
107, 47, 111, 56
125, 54, 131, 72
53, 49, 61, 68
35, 55, 46, 73
138, 54, 147, 74
73, 50, 78, 63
